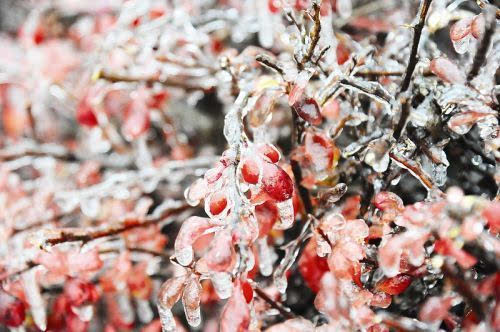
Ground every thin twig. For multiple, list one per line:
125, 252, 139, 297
254, 287, 296, 320
400, 0, 433, 93
298, 2, 321, 70
256, 54, 285, 76
389, 151, 436, 191
42, 204, 190, 247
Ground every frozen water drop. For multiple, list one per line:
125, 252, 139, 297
471, 155, 482, 166
175, 247, 193, 266
274, 274, 288, 294
136, 298, 153, 323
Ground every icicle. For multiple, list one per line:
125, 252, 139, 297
158, 305, 176, 332
257, 237, 276, 276
116, 292, 135, 326
22, 269, 46, 331
182, 276, 202, 327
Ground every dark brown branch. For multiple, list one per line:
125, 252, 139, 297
339, 78, 392, 104
290, 112, 314, 215
256, 54, 285, 76
254, 287, 296, 320
389, 151, 436, 191
43, 204, 190, 247
99, 70, 213, 92
400, 0, 433, 93
467, 6, 496, 81
298, 2, 321, 70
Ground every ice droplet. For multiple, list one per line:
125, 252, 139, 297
471, 155, 482, 166
452, 35, 471, 54
175, 247, 193, 266
211, 272, 233, 299
274, 198, 294, 230
158, 305, 176, 332
71, 305, 94, 322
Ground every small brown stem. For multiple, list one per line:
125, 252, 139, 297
298, 2, 321, 70
389, 151, 436, 191
254, 287, 296, 320
256, 54, 285, 76
43, 204, 190, 247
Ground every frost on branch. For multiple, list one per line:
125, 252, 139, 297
0, 0, 499, 331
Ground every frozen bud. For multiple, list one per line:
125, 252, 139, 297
448, 109, 496, 135
292, 97, 323, 126
241, 158, 261, 184
157, 275, 187, 310
175, 216, 214, 266
182, 276, 202, 327
184, 178, 208, 206
430, 58, 466, 85
220, 281, 251, 332
450, 17, 472, 41
262, 162, 294, 202
450, 17, 473, 54
318, 183, 348, 208
471, 14, 485, 39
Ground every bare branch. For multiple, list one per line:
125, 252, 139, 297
400, 0, 433, 93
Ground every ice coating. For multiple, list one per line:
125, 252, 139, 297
174, 216, 215, 266
182, 276, 202, 327
219, 281, 251, 332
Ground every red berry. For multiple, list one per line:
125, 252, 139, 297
76, 98, 98, 127
375, 274, 412, 295
241, 159, 260, 184
292, 97, 323, 126
209, 191, 228, 215
268, 0, 281, 13
298, 239, 329, 293
241, 281, 253, 303
0, 292, 25, 327
257, 144, 280, 163
262, 162, 294, 202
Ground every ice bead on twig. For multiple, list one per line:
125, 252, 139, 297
274, 198, 295, 230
